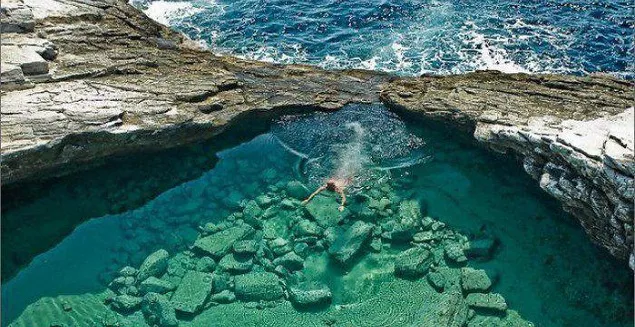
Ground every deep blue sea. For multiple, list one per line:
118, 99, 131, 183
131, 0, 633, 77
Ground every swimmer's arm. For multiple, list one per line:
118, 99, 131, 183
302, 185, 326, 205
338, 190, 346, 212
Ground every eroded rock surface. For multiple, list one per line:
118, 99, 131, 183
1, 0, 632, 265
381, 74, 634, 265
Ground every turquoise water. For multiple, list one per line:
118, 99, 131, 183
2, 105, 632, 326
131, 0, 633, 77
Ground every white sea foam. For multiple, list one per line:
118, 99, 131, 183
130, 0, 630, 78
143, 1, 200, 25
460, 25, 528, 74
130, 0, 223, 26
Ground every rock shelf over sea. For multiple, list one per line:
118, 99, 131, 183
0, 0, 633, 275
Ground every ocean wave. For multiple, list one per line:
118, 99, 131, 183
131, 0, 633, 78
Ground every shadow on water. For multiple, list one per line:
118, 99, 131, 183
0, 106, 321, 283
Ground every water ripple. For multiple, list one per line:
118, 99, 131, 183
131, 0, 634, 77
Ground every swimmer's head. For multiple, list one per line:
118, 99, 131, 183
326, 179, 337, 191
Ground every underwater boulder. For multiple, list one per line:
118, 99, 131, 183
268, 237, 293, 256
242, 200, 263, 226
233, 240, 259, 255
370, 238, 383, 252
195, 256, 217, 272
305, 195, 350, 228
293, 219, 323, 237
294, 242, 310, 257
465, 293, 508, 312
273, 251, 304, 271
286, 180, 309, 200
394, 246, 434, 277
119, 266, 138, 277
166, 252, 196, 278
234, 272, 283, 302
139, 277, 175, 295
193, 225, 255, 258
390, 200, 423, 241
111, 294, 142, 313
288, 282, 332, 307
137, 249, 170, 282
210, 290, 237, 304
427, 271, 446, 292
328, 221, 374, 264
280, 198, 298, 210
218, 253, 254, 274
142, 292, 178, 327
465, 237, 498, 261
170, 270, 213, 314
460, 268, 492, 293
255, 194, 274, 208
263, 214, 292, 239
211, 272, 232, 293
445, 243, 468, 264
223, 190, 244, 210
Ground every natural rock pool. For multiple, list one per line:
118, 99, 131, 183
2, 104, 632, 327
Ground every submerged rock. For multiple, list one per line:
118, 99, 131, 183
305, 195, 349, 228
111, 294, 142, 313
293, 219, 323, 237
142, 292, 178, 327
218, 253, 254, 274
286, 181, 309, 200
139, 277, 175, 295
137, 249, 170, 282
273, 252, 304, 271
390, 200, 423, 241
211, 273, 232, 293
466, 238, 498, 261
166, 252, 196, 278
288, 282, 332, 307
193, 225, 255, 258
195, 256, 217, 272
255, 194, 274, 208
445, 243, 468, 264
263, 215, 291, 240
328, 221, 374, 264
427, 271, 446, 292
233, 240, 258, 255
119, 266, 137, 277
460, 268, 492, 293
465, 293, 508, 312
394, 246, 434, 277
170, 271, 213, 314
210, 290, 237, 304
243, 200, 263, 225
269, 237, 293, 256
234, 272, 283, 301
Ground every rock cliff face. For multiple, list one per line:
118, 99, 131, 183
381, 75, 634, 266
1, 0, 633, 265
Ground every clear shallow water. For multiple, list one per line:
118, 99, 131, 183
2, 105, 633, 326
131, 0, 633, 77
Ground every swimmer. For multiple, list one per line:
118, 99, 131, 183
302, 178, 349, 211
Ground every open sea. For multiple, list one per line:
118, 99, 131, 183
131, 0, 634, 77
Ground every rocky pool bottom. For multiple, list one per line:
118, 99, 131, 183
2, 109, 633, 327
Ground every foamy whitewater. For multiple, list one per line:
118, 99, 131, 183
131, 0, 633, 77
270, 104, 427, 190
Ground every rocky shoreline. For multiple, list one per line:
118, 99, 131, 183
1, 0, 633, 267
